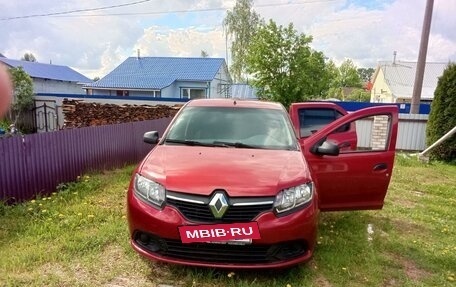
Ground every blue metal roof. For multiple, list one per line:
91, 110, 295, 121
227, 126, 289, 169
0, 57, 92, 83
85, 57, 226, 90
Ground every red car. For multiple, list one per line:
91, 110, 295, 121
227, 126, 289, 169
127, 99, 398, 269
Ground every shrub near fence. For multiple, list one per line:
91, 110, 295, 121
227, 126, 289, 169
0, 118, 172, 203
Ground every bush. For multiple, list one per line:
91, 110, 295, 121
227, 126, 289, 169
9, 67, 34, 112
426, 63, 456, 162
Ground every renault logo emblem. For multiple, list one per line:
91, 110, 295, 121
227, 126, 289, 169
209, 192, 229, 218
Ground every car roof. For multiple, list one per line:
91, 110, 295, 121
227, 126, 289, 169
185, 98, 284, 110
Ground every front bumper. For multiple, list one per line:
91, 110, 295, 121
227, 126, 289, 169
127, 189, 318, 269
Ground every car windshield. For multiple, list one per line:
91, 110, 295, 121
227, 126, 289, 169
165, 106, 297, 150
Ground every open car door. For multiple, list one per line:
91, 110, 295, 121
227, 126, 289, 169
289, 102, 357, 151
303, 105, 398, 211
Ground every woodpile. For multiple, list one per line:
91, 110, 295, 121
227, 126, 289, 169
62, 99, 181, 128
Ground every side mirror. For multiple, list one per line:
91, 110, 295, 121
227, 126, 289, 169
143, 131, 159, 144
311, 139, 340, 156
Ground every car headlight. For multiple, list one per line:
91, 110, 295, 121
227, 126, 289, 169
134, 174, 166, 208
274, 182, 313, 214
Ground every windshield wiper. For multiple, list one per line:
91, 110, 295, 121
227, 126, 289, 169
165, 139, 260, 149
212, 141, 260, 149
165, 139, 219, 147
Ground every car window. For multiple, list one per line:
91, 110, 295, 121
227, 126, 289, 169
298, 108, 344, 137
165, 106, 297, 150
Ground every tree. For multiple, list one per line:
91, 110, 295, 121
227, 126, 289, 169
337, 59, 362, 88
93, 76, 100, 82
200, 50, 209, 58
426, 63, 456, 162
345, 88, 371, 102
21, 53, 37, 62
323, 60, 340, 99
326, 59, 363, 100
9, 67, 34, 113
223, 0, 261, 83
357, 67, 375, 82
246, 20, 330, 107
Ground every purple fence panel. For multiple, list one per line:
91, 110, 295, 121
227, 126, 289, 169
1, 136, 28, 202
0, 118, 172, 203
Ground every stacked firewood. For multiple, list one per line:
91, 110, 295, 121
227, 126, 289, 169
62, 99, 181, 128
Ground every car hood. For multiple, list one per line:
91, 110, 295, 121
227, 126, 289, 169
139, 145, 311, 197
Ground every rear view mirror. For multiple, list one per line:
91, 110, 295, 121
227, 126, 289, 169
311, 139, 340, 156
144, 131, 159, 144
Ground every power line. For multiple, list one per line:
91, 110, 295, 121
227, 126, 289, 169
0, 0, 338, 20
0, 0, 152, 21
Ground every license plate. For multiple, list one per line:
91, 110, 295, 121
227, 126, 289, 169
178, 222, 261, 244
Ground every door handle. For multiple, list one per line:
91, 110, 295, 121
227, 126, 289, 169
373, 163, 388, 171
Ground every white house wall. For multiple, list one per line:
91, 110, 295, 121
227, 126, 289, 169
210, 63, 231, 98
90, 80, 225, 99
33, 78, 86, 94
172, 81, 210, 98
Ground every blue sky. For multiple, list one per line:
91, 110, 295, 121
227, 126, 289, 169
1, 0, 455, 79
343, 0, 394, 9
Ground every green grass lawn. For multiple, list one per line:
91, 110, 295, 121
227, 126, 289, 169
1, 155, 455, 287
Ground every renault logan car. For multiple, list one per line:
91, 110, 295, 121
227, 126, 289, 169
127, 99, 398, 269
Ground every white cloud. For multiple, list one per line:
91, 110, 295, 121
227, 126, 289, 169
265, 0, 456, 67
0, 0, 455, 80
134, 26, 226, 58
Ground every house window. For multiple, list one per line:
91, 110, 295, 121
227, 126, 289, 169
181, 88, 206, 99
116, 90, 129, 96
151, 90, 161, 98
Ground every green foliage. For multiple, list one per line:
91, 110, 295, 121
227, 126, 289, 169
334, 59, 362, 88
9, 67, 34, 112
246, 20, 329, 107
426, 63, 456, 162
326, 87, 343, 100
325, 60, 339, 84
0, 118, 12, 131
21, 52, 37, 62
223, 0, 262, 83
325, 59, 363, 100
345, 88, 371, 102
357, 67, 375, 82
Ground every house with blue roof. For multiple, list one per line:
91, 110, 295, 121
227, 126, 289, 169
0, 57, 92, 94
83, 56, 232, 100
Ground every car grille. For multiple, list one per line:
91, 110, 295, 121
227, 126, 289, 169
166, 191, 274, 223
134, 231, 308, 264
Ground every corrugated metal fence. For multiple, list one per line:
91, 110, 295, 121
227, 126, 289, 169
0, 118, 172, 203
354, 114, 429, 151
396, 114, 429, 150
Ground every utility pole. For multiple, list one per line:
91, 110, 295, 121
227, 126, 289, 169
410, 0, 434, 114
